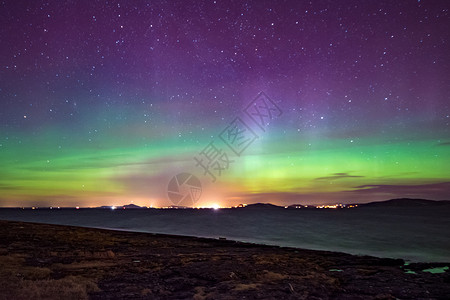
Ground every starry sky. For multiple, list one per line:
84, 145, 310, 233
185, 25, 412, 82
0, 0, 449, 208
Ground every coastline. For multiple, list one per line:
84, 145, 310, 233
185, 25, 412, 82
1, 220, 449, 299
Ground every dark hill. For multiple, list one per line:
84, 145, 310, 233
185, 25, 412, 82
122, 204, 145, 209
361, 198, 450, 207
244, 203, 283, 209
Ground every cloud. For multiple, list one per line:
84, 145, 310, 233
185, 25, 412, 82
314, 172, 364, 181
0, 183, 21, 190
437, 141, 450, 146
20, 153, 194, 172
345, 181, 450, 200
110, 153, 203, 203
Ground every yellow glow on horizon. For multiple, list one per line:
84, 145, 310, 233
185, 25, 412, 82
195, 203, 222, 209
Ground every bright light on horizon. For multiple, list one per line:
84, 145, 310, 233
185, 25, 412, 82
195, 203, 222, 209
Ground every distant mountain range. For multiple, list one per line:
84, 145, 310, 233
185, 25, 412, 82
239, 198, 450, 209
97, 204, 147, 209
4, 198, 450, 210
240, 203, 285, 209
358, 198, 450, 207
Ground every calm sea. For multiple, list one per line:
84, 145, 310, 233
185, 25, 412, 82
1, 206, 449, 262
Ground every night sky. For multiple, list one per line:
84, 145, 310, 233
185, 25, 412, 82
1, 0, 449, 208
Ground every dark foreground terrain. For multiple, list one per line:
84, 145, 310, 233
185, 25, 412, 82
0, 220, 449, 299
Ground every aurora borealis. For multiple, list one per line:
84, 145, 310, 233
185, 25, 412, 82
0, 1, 449, 208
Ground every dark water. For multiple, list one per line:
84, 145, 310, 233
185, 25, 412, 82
1, 206, 449, 262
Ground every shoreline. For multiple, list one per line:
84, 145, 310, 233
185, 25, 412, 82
93, 226, 440, 264
1, 216, 447, 263
1, 220, 449, 299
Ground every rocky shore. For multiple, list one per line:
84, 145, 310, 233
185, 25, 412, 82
0, 220, 449, 299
